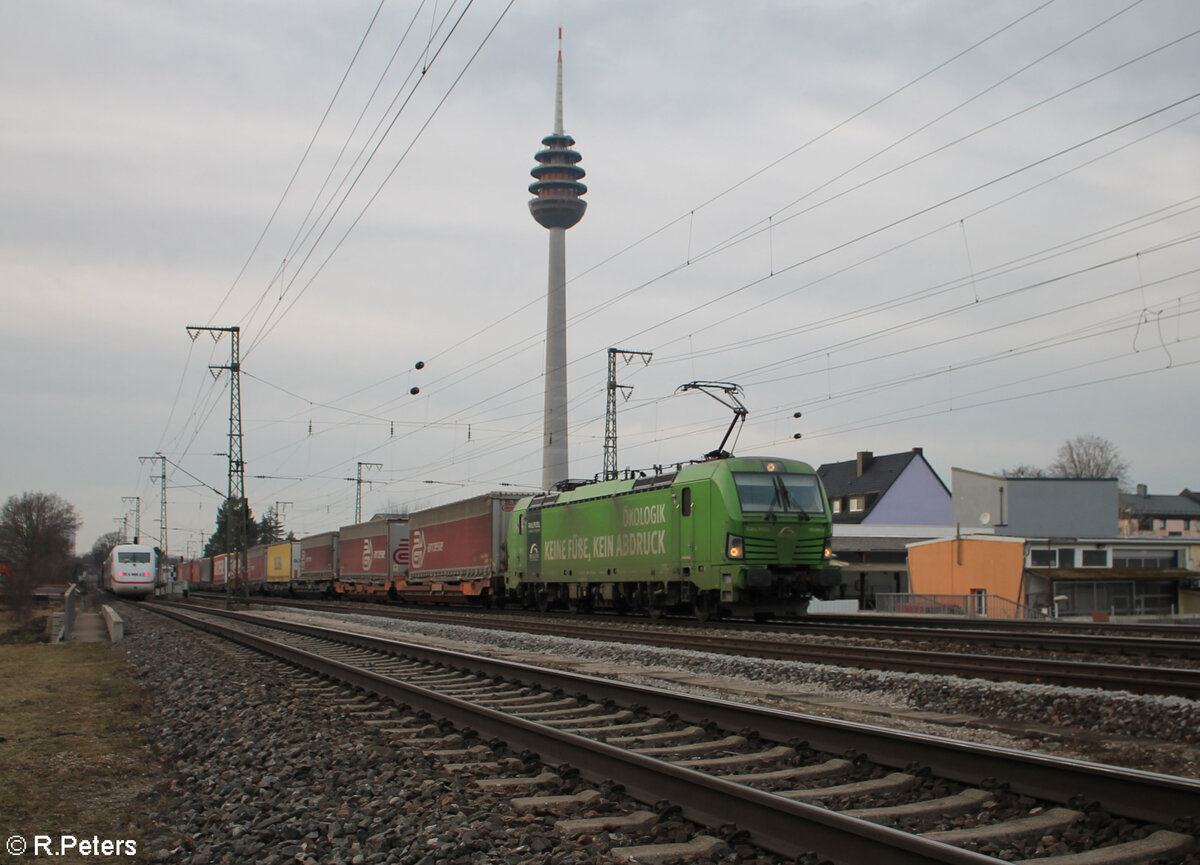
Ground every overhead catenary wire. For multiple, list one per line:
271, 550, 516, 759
306, 19, 1200, 432
162, 3, 1200, 537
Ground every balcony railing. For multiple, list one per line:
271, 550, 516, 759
875, 592, 1048, 620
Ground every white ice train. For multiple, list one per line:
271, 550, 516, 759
103, 543, 157, 599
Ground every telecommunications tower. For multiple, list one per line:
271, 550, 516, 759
528, 28, 587, 491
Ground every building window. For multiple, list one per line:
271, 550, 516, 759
1112, 549, 1179, 569
1030, 549, 1057, 567
1081, 549, 1107, 567
831, 499, 842, 514
849, 496, 865, 512
1057, 549, 1076, 568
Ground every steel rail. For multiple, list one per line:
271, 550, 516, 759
188, 592, 1200, 658
161, 603, 1200, 826
204, 597, 1200, 697
147, 604, 1000, 865
799, 612, 1200, 638
766, 620, 1200, 659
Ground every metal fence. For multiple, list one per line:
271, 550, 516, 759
875, 592, 1049, 620
58, 584, 78, 641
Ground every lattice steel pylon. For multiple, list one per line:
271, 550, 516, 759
604, 348, 652, 481
139, 453, 168, 558
354, 462, 382, 523
187, 324, 246, 602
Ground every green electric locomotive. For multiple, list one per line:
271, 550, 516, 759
505, 456, 839, 620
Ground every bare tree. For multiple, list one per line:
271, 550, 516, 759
86, 530, 124, 571
1048, 434, 1130, 482
0, 491, 80, 622
996, 463, 1047, 478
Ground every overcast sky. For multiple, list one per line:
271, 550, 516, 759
3, 0, 1198, 555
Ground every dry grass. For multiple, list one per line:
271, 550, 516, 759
0, 608, 53, 644
0, 628, 165, 864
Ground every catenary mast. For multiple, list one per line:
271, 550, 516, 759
528, 28, 587, 491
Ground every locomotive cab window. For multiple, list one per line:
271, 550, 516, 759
733, 472, 823, 515
117, 551, 151, 564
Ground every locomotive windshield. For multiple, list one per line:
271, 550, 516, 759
117, 551, 152, 563
733, 472, 824, 516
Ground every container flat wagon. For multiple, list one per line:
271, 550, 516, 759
266, 541, 299, 595
177, 559, 196, 590
298, 531, 339, 595
212, 552, 246, 591
401, 493, 522, 605
196, 557, 213, 591
246, 544, 268, 594
336, 516, 409, 600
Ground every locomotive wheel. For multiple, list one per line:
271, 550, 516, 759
693, 592, 720, 623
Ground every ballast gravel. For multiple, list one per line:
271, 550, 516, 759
260, 606, 1200, 777
119, 606, 781, 865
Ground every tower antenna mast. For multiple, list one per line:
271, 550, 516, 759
529, 27, 587, 490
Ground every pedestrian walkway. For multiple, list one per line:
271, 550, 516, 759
70, 612, 109, 643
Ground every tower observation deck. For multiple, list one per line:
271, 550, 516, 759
530, 30, 586, 491
528, 33, 587, 229
528, 131, 587, 228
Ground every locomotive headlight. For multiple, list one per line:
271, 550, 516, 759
726, 534, 745, 560
824, 547, 834, 560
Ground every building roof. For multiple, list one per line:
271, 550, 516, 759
1119, 487, 1200, 519
818, 448, 948, 523
1027, 568, 1199, 581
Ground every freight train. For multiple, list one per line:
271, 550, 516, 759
178, 455, 839, 620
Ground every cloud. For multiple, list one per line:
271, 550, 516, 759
3, 0, 1199, 547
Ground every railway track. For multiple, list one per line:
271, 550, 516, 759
799, 612, 1200, 640
145, 602, 1200, 865
189, 591, 1200, 658
187, 595, 1200, 698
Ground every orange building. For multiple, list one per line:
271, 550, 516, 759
906, 536, 1028, 614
